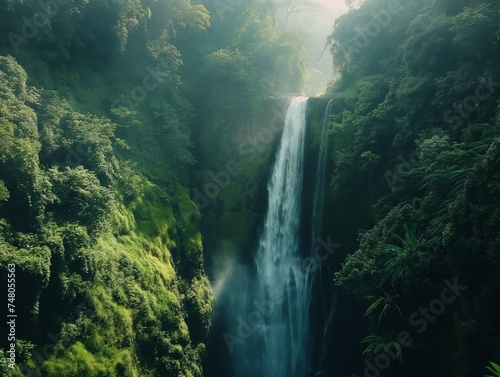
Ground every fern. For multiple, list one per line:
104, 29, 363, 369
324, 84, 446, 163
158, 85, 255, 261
361, 333, 403, 364
486, 361, 500, 377
364, 288, 403, 326
379, 224, 436, 286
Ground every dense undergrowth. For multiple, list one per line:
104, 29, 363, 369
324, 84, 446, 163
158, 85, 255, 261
320, 0, 500, 375
0, 0, 307, 376
1, 0, 498, 376
0, 54, 213, 376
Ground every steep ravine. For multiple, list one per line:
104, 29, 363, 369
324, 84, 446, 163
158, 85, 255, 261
201, 96, 363, 377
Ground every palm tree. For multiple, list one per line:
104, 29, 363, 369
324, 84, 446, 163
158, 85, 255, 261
364, 288, 403, 326
379, 224, 435, 286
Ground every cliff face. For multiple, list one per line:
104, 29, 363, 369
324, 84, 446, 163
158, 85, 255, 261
190, 98, 291, 269
0, 54, 213, 377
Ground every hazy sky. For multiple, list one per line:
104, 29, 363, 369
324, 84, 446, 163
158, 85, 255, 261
287, 0, 349, 93
313, 0, 350, 14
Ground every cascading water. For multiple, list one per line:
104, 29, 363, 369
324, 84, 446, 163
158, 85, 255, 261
227, 96, 310, 377
311, 100, 333, 251
308, 99, 338, 377
254, 96, 309, 377
225, 97, 340, 377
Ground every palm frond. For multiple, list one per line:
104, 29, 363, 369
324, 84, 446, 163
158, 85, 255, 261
361, 333, 404, 364
486, 361, 500, 377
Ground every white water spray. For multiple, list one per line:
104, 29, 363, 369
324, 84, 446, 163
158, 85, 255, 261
254, 96, 309, 377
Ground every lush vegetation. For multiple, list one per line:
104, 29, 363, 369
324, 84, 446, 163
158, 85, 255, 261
1, 0, 499, 375
321, 0, 500, 375
0, 0, 307, 376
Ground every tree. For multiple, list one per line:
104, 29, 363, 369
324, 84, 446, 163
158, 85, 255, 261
276, 0, 321, 29
379, 224, 436, 287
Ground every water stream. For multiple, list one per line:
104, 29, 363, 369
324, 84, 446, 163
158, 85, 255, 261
227, 97, 336, 377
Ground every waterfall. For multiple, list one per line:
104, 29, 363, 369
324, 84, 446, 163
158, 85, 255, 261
309, 99, 337, 377
225, 96, 310, 377
254, 96, 309, 377
311, 99, 333, 245
225, 96, 342, 377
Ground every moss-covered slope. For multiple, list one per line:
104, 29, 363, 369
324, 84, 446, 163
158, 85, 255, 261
0, 52, 213, 377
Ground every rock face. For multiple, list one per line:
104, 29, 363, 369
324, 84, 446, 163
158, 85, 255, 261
201, 96, 330, 377
230, 98, 291, 152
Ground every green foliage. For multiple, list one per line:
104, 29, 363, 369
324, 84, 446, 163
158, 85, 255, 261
364, 288, 402, 326
0, 349, 24, 376
58, 112, 118, 183
0, 242, 51, 318
327, 1, 500, 375
361, 333, 402, 363
0, 56, 53, 230
379, 224, 436, 287
0, 3, 217, 368
0, 55, 28, 98
486, 362, 500, 377
0, 179, 9, 201
43, 342, 108, 376
185, 275, 215, 341
49, 167, 113, 233
451, 3, 500, 65
0, 0, 375, 375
